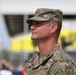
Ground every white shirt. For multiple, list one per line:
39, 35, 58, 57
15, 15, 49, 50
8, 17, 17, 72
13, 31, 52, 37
0, 70, 13, 75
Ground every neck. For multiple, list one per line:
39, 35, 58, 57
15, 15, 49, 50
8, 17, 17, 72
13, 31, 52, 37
36, 37, 58, 54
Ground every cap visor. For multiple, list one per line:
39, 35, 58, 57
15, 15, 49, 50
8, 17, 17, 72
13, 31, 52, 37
26, 17, 49, 24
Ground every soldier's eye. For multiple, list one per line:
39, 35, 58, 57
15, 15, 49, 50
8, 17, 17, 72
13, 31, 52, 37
36, 22, 40, 25
35, 22, 41, 26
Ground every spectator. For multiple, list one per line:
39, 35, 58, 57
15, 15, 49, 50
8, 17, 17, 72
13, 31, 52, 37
0, 59, 14, 75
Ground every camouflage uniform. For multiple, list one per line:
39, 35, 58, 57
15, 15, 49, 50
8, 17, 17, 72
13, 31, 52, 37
24, 8, 76, 75
24, 44, 76, 75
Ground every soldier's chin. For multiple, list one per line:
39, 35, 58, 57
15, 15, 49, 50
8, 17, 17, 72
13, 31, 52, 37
31, 37, 37, 41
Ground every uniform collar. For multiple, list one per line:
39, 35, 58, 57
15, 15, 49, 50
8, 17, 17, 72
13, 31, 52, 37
38, 44, 61, 65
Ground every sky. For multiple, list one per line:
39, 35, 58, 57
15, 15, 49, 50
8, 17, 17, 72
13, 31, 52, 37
1, 0, 76, 3
0, 0, 76, 50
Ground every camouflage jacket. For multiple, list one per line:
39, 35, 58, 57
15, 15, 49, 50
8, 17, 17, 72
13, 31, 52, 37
24, 44, 76, 75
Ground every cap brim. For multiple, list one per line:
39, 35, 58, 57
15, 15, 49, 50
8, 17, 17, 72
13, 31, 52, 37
26, 16, 49, 24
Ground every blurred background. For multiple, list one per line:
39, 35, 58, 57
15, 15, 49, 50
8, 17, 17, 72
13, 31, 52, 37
0, 0, 76, 75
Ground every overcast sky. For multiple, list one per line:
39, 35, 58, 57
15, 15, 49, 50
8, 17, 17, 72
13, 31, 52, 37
1, 0, 76, 3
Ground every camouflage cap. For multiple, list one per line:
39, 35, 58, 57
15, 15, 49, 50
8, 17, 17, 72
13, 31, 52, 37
27, 8, 63, 24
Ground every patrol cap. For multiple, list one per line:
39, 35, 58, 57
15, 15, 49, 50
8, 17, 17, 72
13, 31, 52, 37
27, 8, 63, 25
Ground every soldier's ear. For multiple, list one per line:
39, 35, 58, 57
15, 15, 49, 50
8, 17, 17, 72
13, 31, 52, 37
50, 22, 58, 33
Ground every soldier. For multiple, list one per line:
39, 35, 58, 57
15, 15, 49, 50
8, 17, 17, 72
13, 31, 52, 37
24, 8, 76, 75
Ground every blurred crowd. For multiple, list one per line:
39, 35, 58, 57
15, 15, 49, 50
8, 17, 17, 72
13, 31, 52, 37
0, 59, 27, 75
0, 59, 14, 75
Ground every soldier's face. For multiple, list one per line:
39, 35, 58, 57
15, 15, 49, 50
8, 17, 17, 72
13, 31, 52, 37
30, 21, 52, 41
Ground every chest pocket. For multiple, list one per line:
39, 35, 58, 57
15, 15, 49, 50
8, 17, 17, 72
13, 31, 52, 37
30, 64, 51, 75
29, 58, 54, 75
